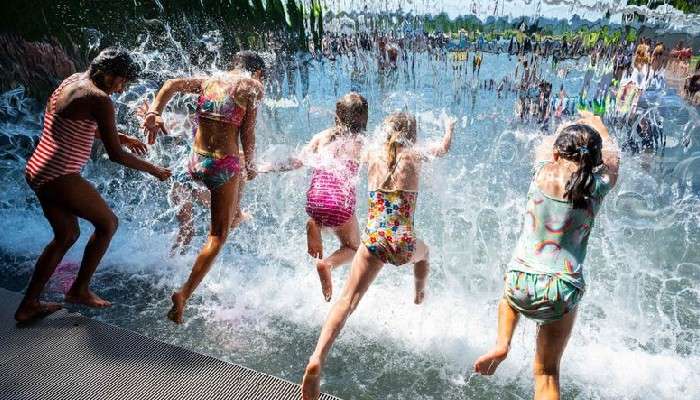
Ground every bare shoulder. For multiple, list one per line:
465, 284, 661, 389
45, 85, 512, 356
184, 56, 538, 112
237, 77, 264, 102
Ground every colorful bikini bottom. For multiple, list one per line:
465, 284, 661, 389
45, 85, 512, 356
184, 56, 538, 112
187, 150, 241, 190
503, 271, 583, 325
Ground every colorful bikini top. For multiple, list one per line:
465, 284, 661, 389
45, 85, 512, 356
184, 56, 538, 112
509, 161, 612, 290
196, 79, 246, 126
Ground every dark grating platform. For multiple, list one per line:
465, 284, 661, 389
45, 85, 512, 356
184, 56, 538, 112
0, 288, 340, 400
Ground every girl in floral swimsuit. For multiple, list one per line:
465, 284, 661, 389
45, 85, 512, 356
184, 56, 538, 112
473, 111, 620, 400
301, 112, 456, 400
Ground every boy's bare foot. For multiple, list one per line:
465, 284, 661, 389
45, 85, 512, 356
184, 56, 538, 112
473, 346, 508, 375
301, 357, 322, 400
315, 259, 333, 302
167, 291, 185, 324
65, 288, 111, 308
15, 300, 63, 324
306, 219, 323, 259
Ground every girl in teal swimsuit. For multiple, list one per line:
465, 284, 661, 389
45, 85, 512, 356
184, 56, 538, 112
474, 112, 620, 400
301, 112, 456, 400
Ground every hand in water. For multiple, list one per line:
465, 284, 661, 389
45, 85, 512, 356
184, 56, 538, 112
246, 168, 257, 181
120, 134, 148, 156
153, 166, 172, 181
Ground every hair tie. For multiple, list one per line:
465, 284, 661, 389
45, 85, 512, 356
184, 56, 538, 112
578, 146, 589, 155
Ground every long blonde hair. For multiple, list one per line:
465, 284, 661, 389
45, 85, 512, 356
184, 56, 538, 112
381, 112, 417, 189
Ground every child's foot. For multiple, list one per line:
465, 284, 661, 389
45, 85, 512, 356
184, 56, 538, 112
315, 259, 333, 302
167, 291, 185, 324
301, 357, 322, 400
14, 300, 63, 324
65, 288, 111, 308
306, 219, 323, 259
473, 346, 508, 375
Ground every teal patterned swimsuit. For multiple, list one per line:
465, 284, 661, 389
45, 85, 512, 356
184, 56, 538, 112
505, 161, 612, 324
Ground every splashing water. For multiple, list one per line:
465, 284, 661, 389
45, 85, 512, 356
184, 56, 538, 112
0, 27, 699, 400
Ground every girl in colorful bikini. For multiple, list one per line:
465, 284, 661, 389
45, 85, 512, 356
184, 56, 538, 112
261, 92, 368, 302
301, 112, 456, 400
473, 111, 620, 400
143, 51, 265, 324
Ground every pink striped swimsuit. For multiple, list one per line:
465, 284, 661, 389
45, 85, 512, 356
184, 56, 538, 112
25, 74, 97, 190
305, 160, 359, 228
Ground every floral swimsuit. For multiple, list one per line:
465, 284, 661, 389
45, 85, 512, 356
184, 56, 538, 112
362, 190, 418, 266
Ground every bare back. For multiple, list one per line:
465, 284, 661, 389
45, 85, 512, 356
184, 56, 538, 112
52, 72, 109, 121
367, 146, 423, 192
193, 75, 262, 158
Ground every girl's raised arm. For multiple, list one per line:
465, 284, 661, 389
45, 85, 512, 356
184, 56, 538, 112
143, 78, 204, 143
427, 116, 456, 158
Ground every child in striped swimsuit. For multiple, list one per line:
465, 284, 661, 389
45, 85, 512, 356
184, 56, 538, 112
262, 92, 368, 302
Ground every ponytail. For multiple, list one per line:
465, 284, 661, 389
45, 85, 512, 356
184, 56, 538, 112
553, 124, 603, 208
380, 112, 417, 190
381, 130, 402, 189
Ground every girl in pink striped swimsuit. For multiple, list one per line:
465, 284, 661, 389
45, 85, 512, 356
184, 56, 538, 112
16, 48, 171, 324
263, 92, 368, 301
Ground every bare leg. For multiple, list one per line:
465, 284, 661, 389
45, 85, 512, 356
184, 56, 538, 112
170, 183, 197, 255
15, 191, 80, 323
474, 298, 520, 375
408, 239, 429, 305
168, 177, 238, 324
306, 218, 323, 259
302, 246, 384, 400
316, 217, 360, 302
32, 175, 117, 308
173, 200, 195, 255
533, 310, 577, 400
230, 177, 250, 229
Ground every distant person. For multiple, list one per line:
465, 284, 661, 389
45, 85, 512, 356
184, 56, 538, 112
474, 112, 620, 400
301, 113, 456, 400
16, 48, 171, 323
144, 51, 266, 324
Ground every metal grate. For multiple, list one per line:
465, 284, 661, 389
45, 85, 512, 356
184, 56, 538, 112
0, 288, 340, 400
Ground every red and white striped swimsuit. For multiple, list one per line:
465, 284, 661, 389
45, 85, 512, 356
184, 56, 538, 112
25, 74, 98, 190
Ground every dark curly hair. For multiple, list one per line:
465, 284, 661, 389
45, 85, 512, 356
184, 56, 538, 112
88, 47, 141, 82
231, 50, 267, 78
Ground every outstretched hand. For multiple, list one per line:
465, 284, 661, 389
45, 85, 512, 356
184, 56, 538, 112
444, 115, 457, 133
152, 166, 172, 181
576, 110, 609, 140
138, 101, 168, 144
120, 134, 148, 156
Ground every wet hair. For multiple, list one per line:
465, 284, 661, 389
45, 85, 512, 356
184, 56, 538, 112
553, 124, 603, 208
88, 47, 140, 82
231, 50, 267, 78
332, 92, 368, 139
381, 112, 417, 189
